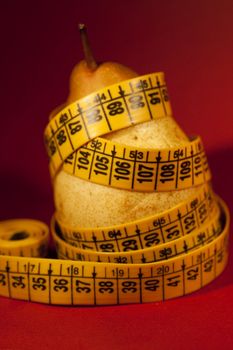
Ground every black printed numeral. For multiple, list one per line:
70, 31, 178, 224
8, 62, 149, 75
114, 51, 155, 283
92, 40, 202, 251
32, 277, 47, 291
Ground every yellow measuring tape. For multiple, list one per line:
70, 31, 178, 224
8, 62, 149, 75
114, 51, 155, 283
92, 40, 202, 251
0, 219, 49, 258
0, 72, 230, 305
0, 199, 229, 305
44, 72, 172, 179
62, 135, 211, 191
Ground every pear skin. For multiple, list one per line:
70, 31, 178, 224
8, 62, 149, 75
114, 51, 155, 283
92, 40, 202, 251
67, 60, 138, 103
67, 24, 138, 103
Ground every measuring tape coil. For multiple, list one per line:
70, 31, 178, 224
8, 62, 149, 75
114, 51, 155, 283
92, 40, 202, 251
52, 205, 222, 264
0, 219, 49, 258
0, 72, 230, 305
44, 73, 173, 178
0, 198, 229, 305
44, 72, 211, 192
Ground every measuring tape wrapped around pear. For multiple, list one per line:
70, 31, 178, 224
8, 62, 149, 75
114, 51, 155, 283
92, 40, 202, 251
0, 25, 229, 307
46, 24, 211, 229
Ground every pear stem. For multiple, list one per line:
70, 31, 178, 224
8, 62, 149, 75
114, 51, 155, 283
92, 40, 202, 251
79, 23, 98, 70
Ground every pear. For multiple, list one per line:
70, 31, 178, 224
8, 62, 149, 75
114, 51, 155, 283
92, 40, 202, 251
67, 24, 138, 102
53, 25, 197, 228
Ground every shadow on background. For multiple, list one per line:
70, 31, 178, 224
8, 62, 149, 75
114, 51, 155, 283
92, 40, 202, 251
0, 171, 54, 224
208, 146, 233, 214
189, 145, 233, 295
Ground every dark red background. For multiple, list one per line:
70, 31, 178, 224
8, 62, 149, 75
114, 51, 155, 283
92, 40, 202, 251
0, 1, 233, 349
